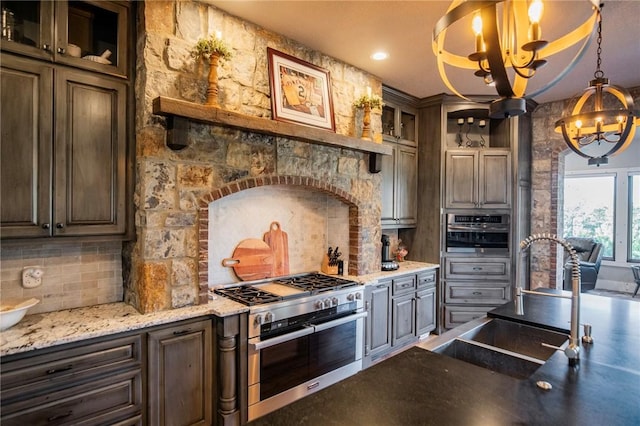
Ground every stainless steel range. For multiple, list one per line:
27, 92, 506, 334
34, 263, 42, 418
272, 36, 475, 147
215, 273, 365, 421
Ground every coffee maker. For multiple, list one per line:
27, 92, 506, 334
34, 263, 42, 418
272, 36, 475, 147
381, 234, 399, 271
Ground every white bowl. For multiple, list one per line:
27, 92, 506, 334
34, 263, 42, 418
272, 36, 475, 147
67, 44, 81, 58
0, 298, 39, 331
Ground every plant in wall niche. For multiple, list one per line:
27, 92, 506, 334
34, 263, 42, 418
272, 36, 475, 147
191, 35, 232, 107
353, 94, 383, 141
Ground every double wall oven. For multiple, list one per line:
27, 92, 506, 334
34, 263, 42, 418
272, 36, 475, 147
446, 213, 510, 254
215, 273, 365, 421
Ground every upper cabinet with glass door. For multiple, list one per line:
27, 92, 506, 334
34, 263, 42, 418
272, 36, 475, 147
0, 1, 128, 77
382, 87, 418, 147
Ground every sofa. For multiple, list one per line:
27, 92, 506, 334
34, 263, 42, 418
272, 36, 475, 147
563, 237, 604, 293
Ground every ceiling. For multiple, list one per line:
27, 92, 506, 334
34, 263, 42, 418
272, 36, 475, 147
209, 0, 640, 104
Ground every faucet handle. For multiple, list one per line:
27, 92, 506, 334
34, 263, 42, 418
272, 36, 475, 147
581, 323, 593, 344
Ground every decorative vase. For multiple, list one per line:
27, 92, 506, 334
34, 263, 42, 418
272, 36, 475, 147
206, 53, 220, 107
361, 104, 372, 141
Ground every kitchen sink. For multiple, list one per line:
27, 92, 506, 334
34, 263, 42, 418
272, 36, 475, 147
433, 338, 544, 379
430, 319, 569, 380
460, 318, 568, 360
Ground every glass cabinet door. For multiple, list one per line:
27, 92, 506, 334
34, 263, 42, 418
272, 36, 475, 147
1, 1, 54, 59
1, 1, 128, 77
55, 1, 128, 77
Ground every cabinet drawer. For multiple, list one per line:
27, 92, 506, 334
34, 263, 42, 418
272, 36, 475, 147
1, 334, 142, 402
444, 282, 511, 305
443, 306, 494, 329
1, 369, 142, 426
417, 271, 436, 289
444, 258, 510, 280
392, 275, 416, 296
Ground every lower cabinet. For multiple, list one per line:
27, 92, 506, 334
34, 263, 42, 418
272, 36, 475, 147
0, 334, 143, 425
363, 269, 437, 368
0, 317, 225, 426
147, 318, 213, 426
440, 256, 511, 330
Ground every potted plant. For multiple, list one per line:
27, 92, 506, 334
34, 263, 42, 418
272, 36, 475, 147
353, 94, 384, 141
192, 35, 233, 107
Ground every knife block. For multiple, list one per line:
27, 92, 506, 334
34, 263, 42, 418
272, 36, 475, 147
321, 254, 339, 275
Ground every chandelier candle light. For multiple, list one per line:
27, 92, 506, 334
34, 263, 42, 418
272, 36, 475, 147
554, 5, 639, 166
433, 0, 601, 118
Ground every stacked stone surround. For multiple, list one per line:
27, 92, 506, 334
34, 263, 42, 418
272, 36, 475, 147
129, 1, 384, 313
529, 86, 640, 288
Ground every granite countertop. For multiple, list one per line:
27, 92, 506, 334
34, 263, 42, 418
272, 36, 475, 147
0, 296, 247, 357
250, 292, 640, 425
0, 262, 437, 358
348, 261, 439, 285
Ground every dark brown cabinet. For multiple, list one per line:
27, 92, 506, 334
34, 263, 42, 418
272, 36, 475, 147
381, 86, 418, 229
363, 269, 437, 368
0, 0, 129, 77
147, 319, 213, 426
445, 149, 511, 209
1, 55, 127, 238
364, 280, 392, 364
0, 334, 143, 425
0, 0, 131, 240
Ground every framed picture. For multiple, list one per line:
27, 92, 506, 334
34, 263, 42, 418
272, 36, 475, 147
267, 48, 336, 131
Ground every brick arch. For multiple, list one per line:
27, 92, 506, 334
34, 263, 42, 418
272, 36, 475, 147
194, 175, 365, 302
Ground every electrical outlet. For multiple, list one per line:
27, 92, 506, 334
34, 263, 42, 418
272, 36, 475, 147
22, 266, 44, 289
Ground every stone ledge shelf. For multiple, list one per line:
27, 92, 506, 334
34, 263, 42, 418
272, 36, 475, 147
152, 96, 391, 172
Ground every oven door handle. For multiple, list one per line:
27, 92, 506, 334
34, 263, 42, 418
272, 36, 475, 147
250, 326, 315, 350
311, 311, 368, 332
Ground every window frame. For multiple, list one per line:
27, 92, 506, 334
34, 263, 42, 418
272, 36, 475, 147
628, 172, 640, 263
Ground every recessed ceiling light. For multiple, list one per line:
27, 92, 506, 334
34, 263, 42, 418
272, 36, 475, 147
371, 51, 388, 61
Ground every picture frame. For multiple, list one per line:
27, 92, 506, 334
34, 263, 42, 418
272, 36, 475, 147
267, 48, 336, 132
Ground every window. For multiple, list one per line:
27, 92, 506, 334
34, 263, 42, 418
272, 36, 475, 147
630, 174, 640, 262
563, 175, 616, 259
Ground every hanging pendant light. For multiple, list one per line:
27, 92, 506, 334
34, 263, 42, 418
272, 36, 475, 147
554, 4, 639, 166
433, 0, 601, 118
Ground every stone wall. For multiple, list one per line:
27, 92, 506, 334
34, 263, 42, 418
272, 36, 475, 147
128, 1, 384, 313
529, 86, 640, 288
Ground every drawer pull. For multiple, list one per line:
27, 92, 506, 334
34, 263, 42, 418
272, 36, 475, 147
472, 267, 483, 271
46, 365, 73, 374
377, 284, 387, 289
173, 329, 191, 336
48, 411, 73, 421
472, 291, 483, 295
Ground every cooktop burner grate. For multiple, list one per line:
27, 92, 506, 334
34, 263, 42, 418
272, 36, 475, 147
273, 273, 358, 293
214, 286, 281, 306
214, 273, 359, 306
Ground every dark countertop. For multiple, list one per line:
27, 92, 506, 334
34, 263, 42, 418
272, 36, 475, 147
250, 292, 640, 425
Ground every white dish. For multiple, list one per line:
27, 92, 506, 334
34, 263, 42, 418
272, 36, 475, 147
82, 55, 112, 65
67, 43, 82, 58
0, 298, 40, 331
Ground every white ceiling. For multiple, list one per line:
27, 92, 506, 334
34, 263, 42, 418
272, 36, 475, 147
209, 0, 640, 104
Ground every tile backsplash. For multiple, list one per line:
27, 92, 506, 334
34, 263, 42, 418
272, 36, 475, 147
0, 241, 123, 314
208, 186, 350, 286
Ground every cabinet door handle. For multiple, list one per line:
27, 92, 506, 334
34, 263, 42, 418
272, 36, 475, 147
57, 47, 66, 54
173, 329, 192, 336
56, 223, 64, 229
46, 364, 73, 374
48, 411, 73, 421
42, 44, 51, 52
41, 223, 50, 229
